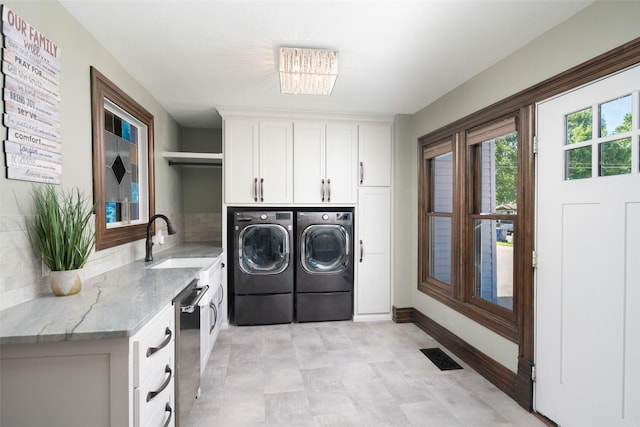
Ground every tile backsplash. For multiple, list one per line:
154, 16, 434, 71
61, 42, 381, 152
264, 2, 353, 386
183, 212, 222, 243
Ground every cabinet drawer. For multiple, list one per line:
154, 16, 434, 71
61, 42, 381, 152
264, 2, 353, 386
143, 396, 175, 427
133, 304, 175, 387
134, 366, 174, 427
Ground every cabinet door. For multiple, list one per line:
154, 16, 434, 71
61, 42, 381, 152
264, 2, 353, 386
224, 119, 259, 204
358, 124, 392, 187
326, 123, 357, 204
258, 121, 293, 204
294, 122, 325, 203
357, 187, 391, 315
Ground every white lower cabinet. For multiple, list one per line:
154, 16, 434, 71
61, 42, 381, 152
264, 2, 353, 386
132, 303, 175, 427
0, 303, 176, 427
356, 187, 391, 318
201, 258, 224, 376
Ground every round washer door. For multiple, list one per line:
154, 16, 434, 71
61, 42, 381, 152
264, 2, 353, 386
239, 224, 290, 275
300, 224, 349, 274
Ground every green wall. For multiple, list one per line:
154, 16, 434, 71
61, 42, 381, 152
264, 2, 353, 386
394, 0, 640, 372
180, 128, 223, 214
0, 1, 182, 308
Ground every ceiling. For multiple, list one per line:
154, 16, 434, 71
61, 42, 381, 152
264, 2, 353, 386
60, 0, 594, 129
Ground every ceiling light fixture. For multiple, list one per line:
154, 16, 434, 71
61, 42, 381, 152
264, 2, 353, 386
279, 47, 338, 96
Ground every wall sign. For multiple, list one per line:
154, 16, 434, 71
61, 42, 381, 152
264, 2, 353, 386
1, 5, 62, 184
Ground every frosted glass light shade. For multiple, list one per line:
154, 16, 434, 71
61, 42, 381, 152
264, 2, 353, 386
279, 47, 338, 95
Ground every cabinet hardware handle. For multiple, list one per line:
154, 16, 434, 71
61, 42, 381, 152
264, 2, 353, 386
260, 178, 264, 202
359, 161, 364, 184
321, 178, 325, 202
162, 403, 173, 427
253, 178, 258, 202
147, 365, 172, 402
146, 327, 172, 357
327, 178, 331, 203
359, 240, 364, 263
218, 283, 224, 305
210, 302, 218, 333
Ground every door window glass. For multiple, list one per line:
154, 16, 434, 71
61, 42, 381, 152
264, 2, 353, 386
599, 137, 632, 176
599, 94, 632, 137
301, 225, 348, 273
566, 107, 592, 144
564, 91, 637, 180
566, 146, 592, 180
239, 224, 289, 275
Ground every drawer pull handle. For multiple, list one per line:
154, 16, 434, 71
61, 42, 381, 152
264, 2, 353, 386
146, 327, 172, 357
147, 365, 172, 402
162, 403, 173, 427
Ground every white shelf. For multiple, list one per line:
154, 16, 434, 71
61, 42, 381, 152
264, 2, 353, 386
163, 151, 222, 166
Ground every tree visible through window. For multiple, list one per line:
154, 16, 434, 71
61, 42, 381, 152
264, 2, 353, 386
470, 128, 517, 311
418, 111, 531, 341
565, 94, 633, 180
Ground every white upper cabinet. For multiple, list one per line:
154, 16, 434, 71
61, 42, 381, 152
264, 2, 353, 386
224, 119, 257, 204
224, 119, 293, 204
325, 123, 358, 203
294, 121, 357, 204
358, 124, 392, 187
259, 121, 294, 204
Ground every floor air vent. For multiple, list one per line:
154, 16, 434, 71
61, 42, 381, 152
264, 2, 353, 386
420, 348, 463, 371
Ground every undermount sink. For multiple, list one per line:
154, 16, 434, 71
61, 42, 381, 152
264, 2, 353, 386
150, 257, 216, 269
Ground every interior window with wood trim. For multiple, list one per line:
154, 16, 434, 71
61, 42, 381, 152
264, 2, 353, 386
420, 137, 455, 294
419, 110, 532, 342
467, 118, 517, 317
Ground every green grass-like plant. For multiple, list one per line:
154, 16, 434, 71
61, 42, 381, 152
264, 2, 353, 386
27, 185, 96, 271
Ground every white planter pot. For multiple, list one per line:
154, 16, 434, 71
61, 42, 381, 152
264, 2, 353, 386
50, 269, 83, 296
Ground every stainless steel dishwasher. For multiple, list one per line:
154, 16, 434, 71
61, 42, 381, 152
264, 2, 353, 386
173, 280, 209, 426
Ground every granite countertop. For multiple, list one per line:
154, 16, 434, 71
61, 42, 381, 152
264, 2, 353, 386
0, 243, 223, 346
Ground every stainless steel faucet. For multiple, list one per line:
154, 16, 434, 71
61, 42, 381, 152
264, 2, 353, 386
145, 214, 177, 262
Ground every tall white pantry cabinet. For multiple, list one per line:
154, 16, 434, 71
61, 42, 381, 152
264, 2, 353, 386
220, 109, 393, 320
356, 124, 392, 319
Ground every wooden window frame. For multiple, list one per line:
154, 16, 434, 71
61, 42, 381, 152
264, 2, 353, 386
420, 137, 456, 295
418, 37, 640, 347
416, 37, 640, 411
466, 116, 519, 322
90, 67, 156, 251
419, 109, 534, 343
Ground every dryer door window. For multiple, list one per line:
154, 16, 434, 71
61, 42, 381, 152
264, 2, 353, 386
239, 224, 290, 275
301, 224, 349, 274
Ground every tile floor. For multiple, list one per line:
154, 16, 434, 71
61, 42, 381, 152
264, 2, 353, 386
186, 321, 544, 426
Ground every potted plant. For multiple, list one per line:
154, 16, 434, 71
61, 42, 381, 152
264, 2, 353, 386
26, 185, 95, 296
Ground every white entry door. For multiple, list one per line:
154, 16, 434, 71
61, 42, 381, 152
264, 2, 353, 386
535, 65, 640, 426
